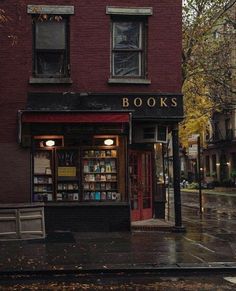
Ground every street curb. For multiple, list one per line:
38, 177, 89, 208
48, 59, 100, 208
1, 265, 236, 278
131, 226, 174, 232
181, 190, 236, 197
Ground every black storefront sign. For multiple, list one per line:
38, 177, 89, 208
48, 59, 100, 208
27, 92, 183, 121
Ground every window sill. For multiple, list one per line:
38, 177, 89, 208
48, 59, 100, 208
108, 78, 151, 85
29, 77, 73, 84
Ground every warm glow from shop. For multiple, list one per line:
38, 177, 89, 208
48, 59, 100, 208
45, 140, 55, 147
104, 139, 114, 146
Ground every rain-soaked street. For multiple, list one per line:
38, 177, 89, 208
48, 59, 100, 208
177, 189, 236, 235
163, 188, 236, 267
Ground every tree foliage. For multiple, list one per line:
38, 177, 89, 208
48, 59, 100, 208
180, 0, 236, 147
0, 9, 9, 24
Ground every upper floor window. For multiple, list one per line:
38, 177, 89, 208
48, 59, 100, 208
27, 5, 74, 83
112, 19, 145, 78
106, 7, 152, 84
34, 16, 68, 77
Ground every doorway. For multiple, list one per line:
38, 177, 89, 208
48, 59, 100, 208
129, 150, 153, 221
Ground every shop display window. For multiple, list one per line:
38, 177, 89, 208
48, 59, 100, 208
32, 135, 122, 203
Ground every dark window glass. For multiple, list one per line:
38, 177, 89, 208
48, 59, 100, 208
112, 20, 145, 78
212, 155, 217, 172
34, 17, 68, 77
143, 127, 155, 140
213, 122, 220, 140
157, 126, 167, 141
205, 156, 210, 173
36, 52, 65, 75
113, 52, 140, 76
231, 153, 236, 170
113, 22, 140, 49
35, 20, 66, 50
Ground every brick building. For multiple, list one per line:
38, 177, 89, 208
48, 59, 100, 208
203, 2, 236, 186
0, 0, 183, 234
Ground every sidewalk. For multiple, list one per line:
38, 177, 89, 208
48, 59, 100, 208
1, 224, 236, 274
0, 187, 236, 274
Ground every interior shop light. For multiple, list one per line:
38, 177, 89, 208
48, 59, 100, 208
104, 139, 114, 146
45, 140, 55, 147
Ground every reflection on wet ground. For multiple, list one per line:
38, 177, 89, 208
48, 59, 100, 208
165, 191, 236, 265
0, 191, 236, 272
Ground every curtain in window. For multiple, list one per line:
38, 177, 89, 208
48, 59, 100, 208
114, 52, 140, 76
113, 22, 142, 77
113, 22, 140, 49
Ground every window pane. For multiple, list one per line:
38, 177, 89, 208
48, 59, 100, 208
36, 20, 66, 50
113, 52, 140, 76
36, 52, 65, 75
157, 126, 167, 141
113, 22, 141, 49
143, 127, 155, 140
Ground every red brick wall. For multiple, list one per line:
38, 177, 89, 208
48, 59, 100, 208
0, 144, 30, 203
0, 0, 182, 202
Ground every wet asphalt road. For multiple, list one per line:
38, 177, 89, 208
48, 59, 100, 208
165, 189, 236, 267
168, 189, 236, 235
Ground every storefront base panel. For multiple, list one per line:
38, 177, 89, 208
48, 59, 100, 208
44, 203, 131, 232
0, 203, 45, 240
153, 201, 166, 219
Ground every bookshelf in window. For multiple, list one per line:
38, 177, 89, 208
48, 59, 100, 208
55, 149, 79, 201
82, 148, 120, 202
33, 149, 54, 202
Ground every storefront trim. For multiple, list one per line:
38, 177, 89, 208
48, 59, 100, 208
21, 112, 130, 123
18, 110, 132, 144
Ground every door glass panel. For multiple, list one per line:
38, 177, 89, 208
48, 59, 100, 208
143, 198, 151, 209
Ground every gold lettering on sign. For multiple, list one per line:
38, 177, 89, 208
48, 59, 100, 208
160, 97, 168, 107
122, 98, 129, 107
134, 98, 142, 107
171, 97, 177, 107
147, 97, 156, 107
121, 96, 179, 108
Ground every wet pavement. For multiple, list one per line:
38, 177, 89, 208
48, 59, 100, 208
1, 189, 236, 273
1, 229, 236, 273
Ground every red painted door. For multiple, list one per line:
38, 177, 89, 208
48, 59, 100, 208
129, 150, 153, 221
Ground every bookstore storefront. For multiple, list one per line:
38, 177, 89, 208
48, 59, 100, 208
19, 111, 131, 231
21, 112, 130, 204
19, 92, 183, 232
